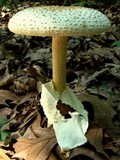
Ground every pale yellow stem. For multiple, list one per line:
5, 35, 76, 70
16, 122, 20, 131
52, 36, 67, 94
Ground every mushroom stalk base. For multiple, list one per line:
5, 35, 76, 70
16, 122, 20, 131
40, 81, 88, 154
52, 36, 67, 94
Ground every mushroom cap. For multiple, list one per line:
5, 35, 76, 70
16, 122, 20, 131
8, 6, 111, 37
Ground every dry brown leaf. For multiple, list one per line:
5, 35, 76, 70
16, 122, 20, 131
104, 140, 120, 154
78, 93, 120, 140
13, 126, 57, 160
70, 147, 105, 160
86, 128, 108, 158
0, 148, 10, 160
16, 92, 36, 106
47, 152, 58, 160
18, 109, 37, 130
0, 74, 15, 88
0, 107, 12, 118
0, 90, 19, 105
28, 48, 51, 62
23, 112, 42, 139
32, 112, 42, 130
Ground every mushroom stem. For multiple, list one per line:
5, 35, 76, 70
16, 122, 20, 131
52, 36, 67, 94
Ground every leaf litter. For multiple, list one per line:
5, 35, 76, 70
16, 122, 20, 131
0, 1, 120, 160
13, 127, 57, 160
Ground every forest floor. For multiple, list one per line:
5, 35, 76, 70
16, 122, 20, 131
0, 1, 120, 160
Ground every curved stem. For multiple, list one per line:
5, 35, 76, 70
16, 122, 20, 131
52, 36, 67, 94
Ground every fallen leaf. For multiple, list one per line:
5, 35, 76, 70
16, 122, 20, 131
16, 92, 36, 107
78, 93, 120, 140
104, 142, 119, 154
0, 90, 19, 105
70, 147, 105, 160
13, 126, 57, 160
47, 152, 58, 160
23, 112, 42, 139
0, 107, 12, 119
32, 112, 42, 130
0, 148, 10, 160
86, 128, 109, 158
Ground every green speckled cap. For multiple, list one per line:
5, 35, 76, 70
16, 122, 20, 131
8, 6, 111, 36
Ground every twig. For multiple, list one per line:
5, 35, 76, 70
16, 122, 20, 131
81, 68, 109, 85
0, 33, 14, 44
111, 31, 120, 40
105, 63, 120, 68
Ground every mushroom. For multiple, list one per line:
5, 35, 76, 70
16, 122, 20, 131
8, 6, 111, 155
8, 6, 111, 94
